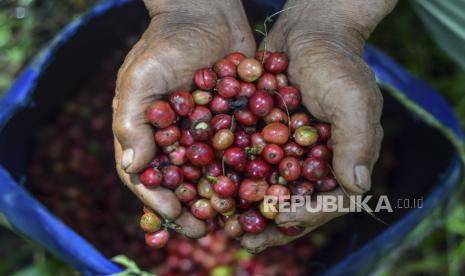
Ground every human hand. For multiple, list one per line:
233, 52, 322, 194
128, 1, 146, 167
113, 0, 255, 238
241, 0, 397, 252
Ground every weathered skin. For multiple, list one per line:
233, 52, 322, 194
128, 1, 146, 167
112, 0, 397, 246
112, 0, 255, 238
240, 0, 397, 252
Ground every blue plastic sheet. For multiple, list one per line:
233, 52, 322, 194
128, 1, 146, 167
0, 0, 463, 275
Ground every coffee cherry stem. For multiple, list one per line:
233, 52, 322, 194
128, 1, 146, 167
207, 175, 218, 183
162, 220, 182, 231
272, 91, 291, 137
255, 3, 304, 64
230, 115, 236, 132
326, 164, 387, 225
245, 147, 260, 160
221, 156, 226, 176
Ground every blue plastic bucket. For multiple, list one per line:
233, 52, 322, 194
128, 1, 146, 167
0, 0, 464, 275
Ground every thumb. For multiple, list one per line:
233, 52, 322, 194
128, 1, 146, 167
291, 55, 383, 194
327, 73, 383, 194
113, 60, 163, 173
331, 116, 383, 194
302, 61, 383, 194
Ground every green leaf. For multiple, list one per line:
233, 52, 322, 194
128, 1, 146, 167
111, 255, 154, 276
0, 27, 11, 47
7, 47, 27, 67
11, 258, 74, 276
211, 265, 233, 276
235, 249, 253, 261
446, 205, 465, 235
413, 0, 465, 71
0, 213, 13, 230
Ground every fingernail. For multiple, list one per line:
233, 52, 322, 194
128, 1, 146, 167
122, 148, 134, 170
355, 165, 371, 192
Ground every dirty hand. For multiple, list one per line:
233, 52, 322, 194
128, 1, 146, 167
112, 0, 255, 238
241, 0, 397, 252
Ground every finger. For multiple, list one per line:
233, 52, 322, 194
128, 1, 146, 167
264, 19, 382, 194
174, 209, 207, 239
113, 53, 165, 174
241, 225, 311, 254
115, 140, 182, 220
275, 188, 348, 227
322, 66, 383, 194
295, 55, 383, 194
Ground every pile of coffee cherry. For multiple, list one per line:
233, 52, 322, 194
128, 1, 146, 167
138, 51, 338, 248
28, 50, 323, 272
155, 231, 317, 275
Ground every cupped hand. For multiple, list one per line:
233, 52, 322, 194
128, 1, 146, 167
241, 0, 397, 252
112, 0, 255, 238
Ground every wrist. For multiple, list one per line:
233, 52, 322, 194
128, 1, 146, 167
142, 0, 252, 47
143, 0, 246, 24
275, 0, 397, 54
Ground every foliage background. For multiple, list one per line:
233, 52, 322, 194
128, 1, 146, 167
0, 0, 465, 274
